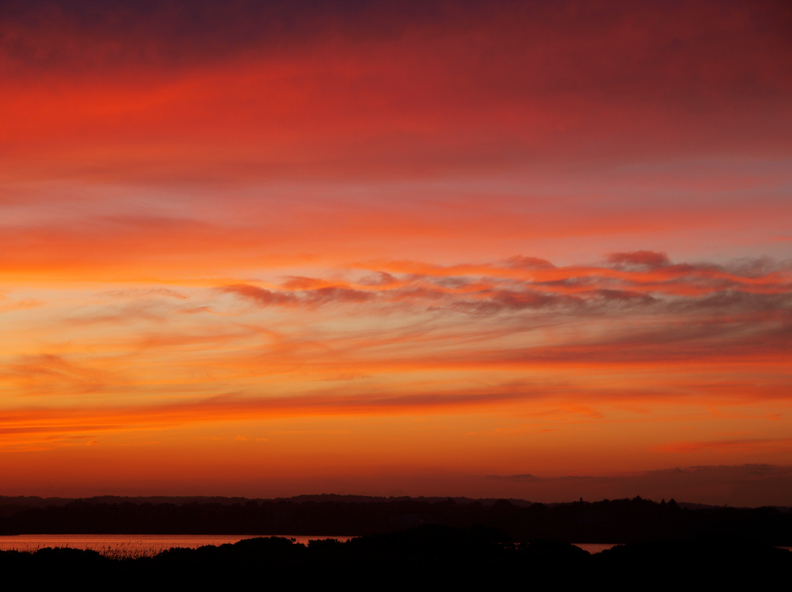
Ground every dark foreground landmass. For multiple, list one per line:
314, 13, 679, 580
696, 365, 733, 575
1, 495, 791, 544
1, 526, 790, 587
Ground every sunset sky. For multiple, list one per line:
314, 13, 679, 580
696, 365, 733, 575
1, 0, 791, 505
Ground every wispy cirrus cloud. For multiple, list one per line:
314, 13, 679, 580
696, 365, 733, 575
0, 353, 120, 397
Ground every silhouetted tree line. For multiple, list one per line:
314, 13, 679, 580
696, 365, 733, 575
0, 496, 790, 544
0, 526, 789, 587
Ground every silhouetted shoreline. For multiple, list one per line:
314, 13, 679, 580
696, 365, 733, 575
1, 495, 790, 545
1, 526, 789, 586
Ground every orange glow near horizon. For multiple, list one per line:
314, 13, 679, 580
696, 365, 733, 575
1, 0, 791, 505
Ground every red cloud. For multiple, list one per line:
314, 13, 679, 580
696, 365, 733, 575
608, 251, 670, 268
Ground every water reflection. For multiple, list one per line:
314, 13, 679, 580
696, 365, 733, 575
571, 544, 617, 554
0, 534, 353, 558
5, 537, 779, 557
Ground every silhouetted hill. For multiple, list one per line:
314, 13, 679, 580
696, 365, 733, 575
281, 494, 533, 506
0, 494, 534, 508
0, 496, 790, 544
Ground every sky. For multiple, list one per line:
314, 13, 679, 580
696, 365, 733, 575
1, 0, 791, 505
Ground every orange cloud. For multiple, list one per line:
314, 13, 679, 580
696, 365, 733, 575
1, 1, 791, 499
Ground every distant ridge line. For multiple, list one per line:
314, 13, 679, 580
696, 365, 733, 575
0, 494, 788, 512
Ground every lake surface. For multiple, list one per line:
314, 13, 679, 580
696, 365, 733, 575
573, 544, 617, 554
2, 537, 784, 557
0, 534, 354, 557
0, 535, 616, 556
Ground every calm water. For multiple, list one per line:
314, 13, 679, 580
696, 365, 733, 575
0, 534, 353, 557
0, 535, 613, 556
573, 544, 617, 554
1, 537, 785, 557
